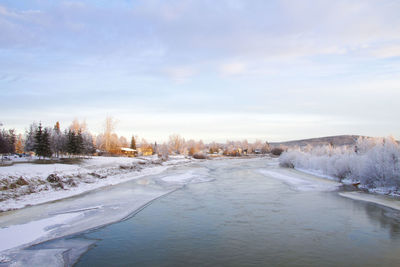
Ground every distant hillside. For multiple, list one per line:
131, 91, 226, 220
270, 135, 363, 148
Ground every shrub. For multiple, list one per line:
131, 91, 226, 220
271, 147, 284, 156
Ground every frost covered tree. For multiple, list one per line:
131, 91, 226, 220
119, 136, 128, 148
158, 143, 169, 161
279, 136, 400, 193
24, 122, 38, 152
82, 132, 95, 155
51, 122, 65, 158
103, 116, 116, 152
168, 134, 185, 154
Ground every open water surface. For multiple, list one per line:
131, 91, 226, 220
73, 159, 400, 266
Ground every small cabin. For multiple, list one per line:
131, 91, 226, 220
120, 147, 137, 157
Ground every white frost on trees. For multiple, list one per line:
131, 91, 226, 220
279, 136, 400, 194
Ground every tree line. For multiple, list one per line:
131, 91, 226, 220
0, 117, 272, 159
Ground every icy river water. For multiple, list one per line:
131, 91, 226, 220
2, 158, 400, 266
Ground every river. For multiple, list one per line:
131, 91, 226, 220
1, 158, 400, 266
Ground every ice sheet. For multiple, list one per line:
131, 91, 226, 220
0, 212, 82, 252
259, 169, 341, 191
339, 192, 400, 211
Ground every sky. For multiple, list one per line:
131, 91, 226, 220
1, 0, 400, 142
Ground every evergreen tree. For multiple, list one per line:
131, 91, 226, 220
130, 136, 136, 150
6, 129, 16, 154
66, 129, 76, 156
82, 133, 95, 155
34, 123, 43, 158
42, 128, 52, 158
34, 123, 52, 158
75, 130, 84, 155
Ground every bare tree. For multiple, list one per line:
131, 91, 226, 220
103, 116, 116, 152
168, 134, 185, 154
70, 118, 87, 134
158, 143, 169, 161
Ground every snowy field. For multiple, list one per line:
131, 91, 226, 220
0, 155, 192, 212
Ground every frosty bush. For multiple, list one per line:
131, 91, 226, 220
279, 137, 400, 193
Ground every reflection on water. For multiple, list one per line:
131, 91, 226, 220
364, 203, 400, 239
74, 159, 400, 267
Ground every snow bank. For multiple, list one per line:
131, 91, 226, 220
0, 155, 192, 212
279, 137, 400, 195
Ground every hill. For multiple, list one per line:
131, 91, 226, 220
270, 135, 363, 148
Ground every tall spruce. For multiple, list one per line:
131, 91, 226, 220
42, 128, 52, 158
76, 130, 84, 155
34, 123, 43, 158
33, 123, 52, 158
130, 136, 136, 150
66, 129, 76, 156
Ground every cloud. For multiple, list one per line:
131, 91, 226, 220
1, 0, 400, 141
219, 62, 246, 76
165, 66, 196, 83
370, 44, 400, 58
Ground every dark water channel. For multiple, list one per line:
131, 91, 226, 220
74, 159, 400, 266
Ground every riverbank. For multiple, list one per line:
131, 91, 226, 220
0, 155, 193, 212
289, 167, 400, 211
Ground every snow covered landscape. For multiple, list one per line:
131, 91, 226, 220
1, 0, 400, 265
0, 155, 192, 212
279, 136, 400, 196
1, 157, 399, 266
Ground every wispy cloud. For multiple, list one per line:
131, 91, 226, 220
0, 0, 399, 140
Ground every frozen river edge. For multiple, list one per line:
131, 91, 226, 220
1, 157, 400, 266
0, 155, 201, 265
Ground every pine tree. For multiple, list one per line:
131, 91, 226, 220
34, 123, 52, 158
130, 136, 136, 150
6, 129, 16, 154
34, 123, 43, 158
42, 128, 52, 158
66, 129, 76, 156
75, 130, 84, 156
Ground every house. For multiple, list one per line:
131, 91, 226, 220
120, 147, 137, 157
138, 146, 153, 156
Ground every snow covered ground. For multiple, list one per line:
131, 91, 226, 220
0, 155, 192, 212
